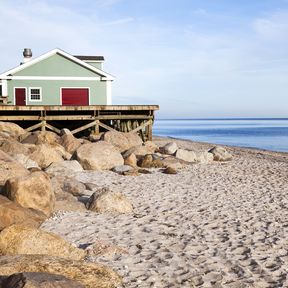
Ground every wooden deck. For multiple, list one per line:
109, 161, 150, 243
0, 105, 159, 140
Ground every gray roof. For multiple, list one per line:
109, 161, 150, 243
74, 55, 104, 61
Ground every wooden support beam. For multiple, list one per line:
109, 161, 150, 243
25, 122, 43, 132
41, 121, 46, 132
98, 121, 118, 132
45, 123, 61, 134
71, 121, 97, 135
129, 120, 152, 134
0, 116, 41, 121
95, 120, 100, 135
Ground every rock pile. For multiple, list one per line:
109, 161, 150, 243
0, 120, 233, 286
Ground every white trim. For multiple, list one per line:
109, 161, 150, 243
2, 80, 8, 96
28, 87, 42, 102
14, 87, 27, 105
60, 87, 90, 105
0, 48, 114, 80
1, 76, 101, 81
106, 80, 112, 105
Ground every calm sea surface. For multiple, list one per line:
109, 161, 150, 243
154, 119, 288, 153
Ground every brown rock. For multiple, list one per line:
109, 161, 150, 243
0, 195, 46, 230
55, 198, 86, 213
0, 225, 85, 260
0, 150, 29, 186
0, 272, 85, 288
29, 144, 64, 169
123, 152, 137, 167
101, 131, 142, 152
86, 188, 133, 214
59, 134, 81, 154
85, 240, 128, 258
0, 122, 26, 138
0, 254, 122, 288
137, 154, 165, 168
75, 141, 124, 170
21, 131, 60, 145
0, 139, 31, 156
123, 141, 157, 158
162, 167, 177, 174
161, 156, 188, 170
4, 172, 55, 217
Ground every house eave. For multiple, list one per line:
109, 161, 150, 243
0, 48, 115, 80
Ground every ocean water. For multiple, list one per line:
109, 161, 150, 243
154, 119, 288, 153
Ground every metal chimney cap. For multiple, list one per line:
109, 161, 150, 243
23, 48, 32, 57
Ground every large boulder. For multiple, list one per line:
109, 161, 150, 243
0, 150, 29, 186
175, 149, 197, 162
194, 151, 214, 163
50, 176, 86, 197
160, 156, 189, 170
0, 139, 32, 156
50, 177, 86, 212
45, 160, 83, 177
0, 272, 85, 288
0, 195, 46, 230
160, 142, 178, 155
21, 131, 60, 145
0, 255, 122, 288
75, 141, 124, 171
0, 122, 26, 138
12, 154, 40, 169
55, 196, 87, 213
122, 141, 157, 157
175, 149, 213, 163
59, 134, 81, 154
209, 146, 233, 161
0, 225, 85, 260
4, 172, 55, 217
29, 144, 64, 169
86, 188, 133, 214
101, 131, 142, 152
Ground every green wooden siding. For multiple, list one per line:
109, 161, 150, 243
14, 54, 101, 77
85, 62, 103, 69
7, 80, 107, 105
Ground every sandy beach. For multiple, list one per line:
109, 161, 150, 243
40, 136, 288, 287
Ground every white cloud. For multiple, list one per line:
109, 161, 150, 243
253, 10, 288, 42
0, 1, 287, 117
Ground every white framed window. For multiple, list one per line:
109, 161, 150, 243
29, 87, 42, 101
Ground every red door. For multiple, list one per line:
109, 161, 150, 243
61, 88, 89, 106
15, 88, 26, 106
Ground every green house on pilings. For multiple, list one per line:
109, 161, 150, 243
0, 48, 114, 106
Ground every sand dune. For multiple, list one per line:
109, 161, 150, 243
41, 137, 288, 287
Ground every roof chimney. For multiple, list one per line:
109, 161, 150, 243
22, 48, 32, 63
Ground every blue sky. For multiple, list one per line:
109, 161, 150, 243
0, 0, 287, 118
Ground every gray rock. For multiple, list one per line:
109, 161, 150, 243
86, 188, 133, 214
112, 165, 134, 174
0, 272, 85, 288
12, 154, 40, 169
45, 160, 83, 177
209, 146, 232, 161
160, 142, 178, 155
175, 149, 197, 162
